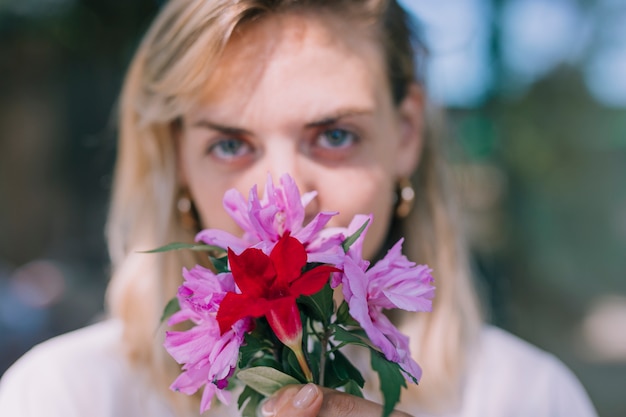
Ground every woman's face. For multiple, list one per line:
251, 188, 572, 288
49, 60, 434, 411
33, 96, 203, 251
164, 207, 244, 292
178, 12, 423, 259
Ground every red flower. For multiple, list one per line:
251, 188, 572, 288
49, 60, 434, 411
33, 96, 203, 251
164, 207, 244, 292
217, 233, 339, 357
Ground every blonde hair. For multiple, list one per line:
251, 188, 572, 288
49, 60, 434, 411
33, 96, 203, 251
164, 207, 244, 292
105, 0, 481, 414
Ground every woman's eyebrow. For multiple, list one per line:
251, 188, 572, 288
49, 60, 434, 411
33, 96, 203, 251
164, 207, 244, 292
189, 108, 373, 132
190, 119, 251, 135
305, 108, 373, 128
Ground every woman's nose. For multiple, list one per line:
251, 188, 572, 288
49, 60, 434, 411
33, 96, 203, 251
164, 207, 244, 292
260, 141, 319, 218
263, 142, 298, 182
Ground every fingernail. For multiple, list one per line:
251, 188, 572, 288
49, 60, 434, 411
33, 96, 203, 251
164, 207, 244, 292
293, 383, 318, 409
261, 395, 277, 417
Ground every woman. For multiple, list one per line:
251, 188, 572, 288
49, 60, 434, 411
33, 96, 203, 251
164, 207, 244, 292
0, 0, 597, 416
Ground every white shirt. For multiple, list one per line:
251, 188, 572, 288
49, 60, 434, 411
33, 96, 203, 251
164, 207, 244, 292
0, 320, 597, 417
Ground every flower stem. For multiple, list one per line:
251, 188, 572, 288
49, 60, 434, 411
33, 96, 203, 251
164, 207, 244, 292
318, 328, 331, 386
294, 349, 314, 382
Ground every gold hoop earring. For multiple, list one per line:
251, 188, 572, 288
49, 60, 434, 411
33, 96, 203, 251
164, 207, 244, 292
177, 189, 199, 231
395, 178, 415, 219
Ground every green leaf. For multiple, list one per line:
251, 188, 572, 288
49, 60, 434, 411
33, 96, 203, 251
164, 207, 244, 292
140, 242, 225, 254
236, 367, 301, 397
343, 379, 364, 398
309, 330, 324, 382
323, 349, 365, 391
159, 297, 180, 324
330, 350, 365, 388
335, 301, 359, 326
239, 333, 273, 367
298, 283, 334, 325
370, 352, 407, 417
322, 351, 343, 389
210, 255, 230, 274
331, 325, 376, 351
248, 356, 283, 371
341, 218, 370, 253
238, 385, 265, 417
282, 348, 308, 383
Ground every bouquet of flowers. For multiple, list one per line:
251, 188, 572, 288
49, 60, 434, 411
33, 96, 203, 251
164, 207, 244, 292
156, 174, 434, 417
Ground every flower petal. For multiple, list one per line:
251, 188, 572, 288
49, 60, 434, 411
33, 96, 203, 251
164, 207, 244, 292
300, 190, 317, 208
222, 188, 254, 235
342, 257, 398, 361
216, 293, 269, 334
228, 247, 275, 296
290, 265, 340, 296
200, 383, 218, 412
170, 366, 208, 396
265, 296, 302, 347
372, 310, 422, 382
165, 325, 217, 365
380, 266, 434, 312
278, 173, 306, 233
294, 211, 337, 244
365, 240, 435, 312
269, 234, 307, 285
195, 229, 248, 253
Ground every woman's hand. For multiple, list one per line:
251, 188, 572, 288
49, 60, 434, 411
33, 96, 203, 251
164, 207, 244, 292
260, 384, 414, 417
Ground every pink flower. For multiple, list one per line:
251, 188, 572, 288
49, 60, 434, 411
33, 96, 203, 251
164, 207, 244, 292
164, 265, 252, 412
196, 174, 345, 264
165, 321, 246, 411
340, 238, 435, 382
163, 175, 436, 414
329, 214, 372, 287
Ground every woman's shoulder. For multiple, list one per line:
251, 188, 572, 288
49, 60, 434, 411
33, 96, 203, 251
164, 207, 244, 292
0, 319, 174, 417
1, 319, 125, 382
480, 325, 562, 368
461, 325, 597, 417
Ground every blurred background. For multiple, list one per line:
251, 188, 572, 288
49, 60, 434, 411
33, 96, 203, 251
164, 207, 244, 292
0, 0, 624, 415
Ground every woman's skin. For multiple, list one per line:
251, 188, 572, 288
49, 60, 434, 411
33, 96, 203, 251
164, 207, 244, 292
177, 11, 423, 260
260, 384, 413, 417
177, 10, 423, 417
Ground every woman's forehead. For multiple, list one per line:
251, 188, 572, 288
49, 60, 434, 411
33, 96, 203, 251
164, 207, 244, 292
192, 12, 388, 112
228, 11, 377, 56
182, 25, 382, 132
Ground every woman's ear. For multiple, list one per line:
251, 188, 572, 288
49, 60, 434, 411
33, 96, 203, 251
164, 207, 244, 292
394, 83, 424, 178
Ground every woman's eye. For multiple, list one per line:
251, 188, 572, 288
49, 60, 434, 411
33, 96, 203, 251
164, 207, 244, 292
316, 128, 357, 150
207, 138, 251, 160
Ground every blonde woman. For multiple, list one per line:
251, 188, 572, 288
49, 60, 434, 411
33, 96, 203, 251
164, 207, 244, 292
0, 1, 597, 416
